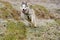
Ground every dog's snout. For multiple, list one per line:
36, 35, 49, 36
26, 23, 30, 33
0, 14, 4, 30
23, 9, 26, 11
23, 9, 24, 11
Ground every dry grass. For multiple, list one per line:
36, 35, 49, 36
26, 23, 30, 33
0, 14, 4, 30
0, 1, 60, 40
0, 1, 21, 20
30, 4, 50, 19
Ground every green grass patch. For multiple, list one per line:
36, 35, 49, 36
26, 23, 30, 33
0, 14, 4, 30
55, 19, 60, 25
1, 21, 26, 40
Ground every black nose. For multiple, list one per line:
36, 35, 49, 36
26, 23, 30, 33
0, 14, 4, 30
23, 9, 25, 11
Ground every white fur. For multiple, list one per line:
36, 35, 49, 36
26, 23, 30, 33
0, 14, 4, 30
20, 3, 37, 27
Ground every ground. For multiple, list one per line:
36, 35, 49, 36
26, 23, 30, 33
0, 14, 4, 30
0, 0, 60, 40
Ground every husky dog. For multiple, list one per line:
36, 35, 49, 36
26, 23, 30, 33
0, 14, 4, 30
20, 2, 31, 21
20, 2, 37, 27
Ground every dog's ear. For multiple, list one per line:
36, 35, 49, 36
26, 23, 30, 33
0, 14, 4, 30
25, 2, 28, 7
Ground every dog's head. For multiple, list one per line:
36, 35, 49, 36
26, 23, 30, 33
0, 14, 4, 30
21, 2, 28, 13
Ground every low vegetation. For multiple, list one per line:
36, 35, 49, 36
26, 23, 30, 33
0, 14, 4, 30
0, 1, 20, 20
0, 21, 26, 40
30, 4, 49, 14
0, 1, 60, 40
30, 4, 50, 19
55, 19, 60, 25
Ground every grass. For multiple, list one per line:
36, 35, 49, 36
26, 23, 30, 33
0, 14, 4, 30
0, 8, 10, 17
0, 1, 13, 9
30, 4, 49, 14
55, 19, 60, 25
0, 1, 20, 20
30, 4, 49, 19
0, 1, 13, 19
0, 1, 60, 40
0, 2, 27, 40
0, 1, 49, 19
0, 21, 27, 40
